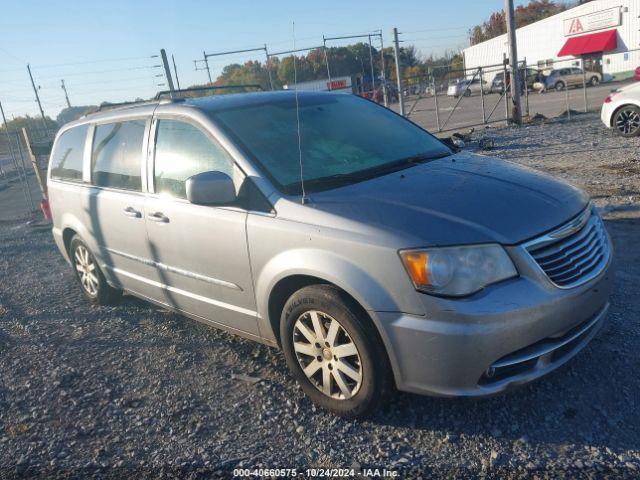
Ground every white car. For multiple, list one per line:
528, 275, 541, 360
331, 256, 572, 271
447, 78, 488, 97
601, 82, 640, 137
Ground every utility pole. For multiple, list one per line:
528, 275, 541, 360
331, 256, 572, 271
171, 54, 181, 90
504, 0, 522, 125
322, 36, 332, 86
203, 51, 212, 83
61, 79, 71, 108
367, 34, 376, 96
27, 64, 49, 134
160, 49, 175, 95
392, 27, 405, 116
379, 31, 388, 107
264, 44, 274, 91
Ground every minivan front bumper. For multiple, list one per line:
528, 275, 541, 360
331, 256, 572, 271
374, 252, 614, 397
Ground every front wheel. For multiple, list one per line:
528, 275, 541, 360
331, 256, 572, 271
589, 76, 600, 87
69, 235, 121, 305
613, 105, 640, 137
280, 285, 393, 417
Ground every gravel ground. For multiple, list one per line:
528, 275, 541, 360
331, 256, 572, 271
1, 112, 639, 478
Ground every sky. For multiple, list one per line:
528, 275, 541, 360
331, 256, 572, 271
0, 0, 528, 120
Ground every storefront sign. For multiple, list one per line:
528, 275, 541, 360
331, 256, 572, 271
564, 7, 620, 36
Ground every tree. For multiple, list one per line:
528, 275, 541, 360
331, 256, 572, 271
470, 0, 568, 45
214, 60, 273, 90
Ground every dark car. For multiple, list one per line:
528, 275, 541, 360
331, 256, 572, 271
490, 67, 538, 93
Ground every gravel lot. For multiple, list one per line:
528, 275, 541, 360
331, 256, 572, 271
0, 112, 639, 478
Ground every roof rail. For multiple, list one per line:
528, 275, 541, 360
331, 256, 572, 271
95, 99, 158, 112
154, 84, 264, 100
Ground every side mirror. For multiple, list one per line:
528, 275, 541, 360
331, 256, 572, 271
185, 171, 236, 205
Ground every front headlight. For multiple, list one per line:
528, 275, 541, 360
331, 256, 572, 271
399, 244, 517, 297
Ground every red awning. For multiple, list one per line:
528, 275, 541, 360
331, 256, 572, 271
558, 29, 617, 57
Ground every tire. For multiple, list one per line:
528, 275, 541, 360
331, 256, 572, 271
69, 235, 121, 305
555, 81, 565, 92
463, 89, 471, 97
589, 76, 599, 87
280, 285, 393, 418
613, 105, 640, 137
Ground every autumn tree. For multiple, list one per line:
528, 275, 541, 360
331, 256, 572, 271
470, 0, 568, 45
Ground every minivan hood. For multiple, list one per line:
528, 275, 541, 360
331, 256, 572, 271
307, 153, 589, 246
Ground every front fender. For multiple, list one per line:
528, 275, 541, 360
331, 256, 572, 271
254, 247, 412, 342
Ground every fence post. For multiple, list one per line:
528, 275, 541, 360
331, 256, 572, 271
479, 67, 486, 124
21, 127, 47, 199
392, 27, 405, 116
15, 131, 35, 210
565, 83, 571, 121
432, 76, 441, 132
581, 58, 588, 113
523, 59, 530, 119
503, 54, 509, 125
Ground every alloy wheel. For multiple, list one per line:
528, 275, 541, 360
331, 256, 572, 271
616, 108, 640, 136
74, 245, 99, 296
292, 310, 362, 400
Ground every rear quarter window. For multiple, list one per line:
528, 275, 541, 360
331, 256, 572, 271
91, 120, 146, 191
50, 125, 89, 181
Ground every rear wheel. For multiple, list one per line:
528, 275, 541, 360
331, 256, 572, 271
613, 105, 640, 137
69, 235, 121, 305
280, 285, 393, 417
463, 89, 471, 97
555, 81, 565, 92
589, 76, 599, 87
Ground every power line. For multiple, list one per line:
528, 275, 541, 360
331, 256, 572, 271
32, 55, 154, 69
31, 64, 159, 81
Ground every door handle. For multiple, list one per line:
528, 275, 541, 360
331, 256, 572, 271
148, 211, 169, 223
123, 206, 142, 218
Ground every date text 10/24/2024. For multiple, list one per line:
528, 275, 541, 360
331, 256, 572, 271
232, 468, 399, 477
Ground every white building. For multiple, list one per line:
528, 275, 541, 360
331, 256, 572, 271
463, 0, 640, 81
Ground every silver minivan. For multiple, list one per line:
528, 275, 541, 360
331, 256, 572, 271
48, 91, 613, 417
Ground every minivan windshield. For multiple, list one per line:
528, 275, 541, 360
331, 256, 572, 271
212, 93, 451, 194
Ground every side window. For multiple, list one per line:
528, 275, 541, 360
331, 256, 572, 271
153, 119, 235, 199
91, 120, 145, 191
50, 125, 88, 181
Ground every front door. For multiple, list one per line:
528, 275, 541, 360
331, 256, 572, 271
144, 116, 259, 335
582, 53, 603, 74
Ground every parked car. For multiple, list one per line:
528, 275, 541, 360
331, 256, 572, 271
601, 82, 640, 137
634, 66, 640, 81
490, 68, 538, 94
447, 78, 489, 97
545, 67, 602, 91
48, 91, 614, 417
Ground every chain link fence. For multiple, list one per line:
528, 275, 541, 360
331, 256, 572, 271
0, 127, 55, 221
400, 52, 638, 134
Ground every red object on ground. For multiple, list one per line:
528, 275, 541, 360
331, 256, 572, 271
40, 198, 52, 221
634, 67, 640, 81
558, 29, 617, 57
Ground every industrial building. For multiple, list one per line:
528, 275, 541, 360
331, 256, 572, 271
462, 0, 640, 81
